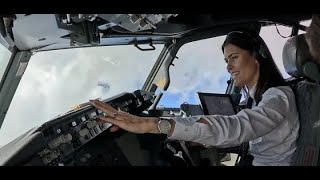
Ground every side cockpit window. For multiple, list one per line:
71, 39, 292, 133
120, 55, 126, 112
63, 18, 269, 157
299, 20, 312, 34
260, 24, 293, 79
0, 44, 12, 82
260, 20, 311, 79
157, 36, 229, 108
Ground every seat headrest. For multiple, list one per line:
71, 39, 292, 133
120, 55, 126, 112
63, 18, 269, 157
283, 34, 320, 82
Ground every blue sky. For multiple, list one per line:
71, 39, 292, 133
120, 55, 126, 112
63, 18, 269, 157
158, 73, 230, 107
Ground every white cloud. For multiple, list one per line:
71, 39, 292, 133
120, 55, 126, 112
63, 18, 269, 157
0, 45, 162, 146
161, 36, 229, 106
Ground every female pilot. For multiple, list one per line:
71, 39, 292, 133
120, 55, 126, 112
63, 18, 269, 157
89, 31, 299, 166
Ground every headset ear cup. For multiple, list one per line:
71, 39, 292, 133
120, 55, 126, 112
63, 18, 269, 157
259, 44, 268, 59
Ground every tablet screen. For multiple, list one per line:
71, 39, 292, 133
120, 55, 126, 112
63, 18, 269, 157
198, 93, 236, 115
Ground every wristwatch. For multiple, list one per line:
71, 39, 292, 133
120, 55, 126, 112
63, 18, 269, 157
157, 118, 172, 134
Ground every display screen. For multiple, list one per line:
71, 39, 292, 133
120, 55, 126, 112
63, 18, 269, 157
198, 93, 236, 115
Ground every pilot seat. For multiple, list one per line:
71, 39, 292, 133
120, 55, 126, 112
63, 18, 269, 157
282, 33, 320, 166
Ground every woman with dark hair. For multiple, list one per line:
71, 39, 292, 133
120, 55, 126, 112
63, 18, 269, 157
222, 31, 287, 104
89, 31, 300, 166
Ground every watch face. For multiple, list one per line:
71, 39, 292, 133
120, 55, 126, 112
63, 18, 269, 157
159, 119, 171, 134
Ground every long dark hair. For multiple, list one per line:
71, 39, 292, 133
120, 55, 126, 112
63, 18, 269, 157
222, 30, 286, 104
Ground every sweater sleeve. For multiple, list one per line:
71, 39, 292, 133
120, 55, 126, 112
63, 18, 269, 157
168, 87, 290, 147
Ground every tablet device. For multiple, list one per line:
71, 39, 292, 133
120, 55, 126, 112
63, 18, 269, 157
197, 92, 236, 115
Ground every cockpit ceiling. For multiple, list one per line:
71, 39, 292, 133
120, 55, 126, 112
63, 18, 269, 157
12, 14, 182, 51
10, 14, 312, 52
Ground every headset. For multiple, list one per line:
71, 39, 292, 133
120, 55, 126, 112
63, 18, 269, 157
226, 31, 269, 59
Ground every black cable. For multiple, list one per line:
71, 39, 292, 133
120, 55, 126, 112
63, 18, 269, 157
274, 22, 292, 38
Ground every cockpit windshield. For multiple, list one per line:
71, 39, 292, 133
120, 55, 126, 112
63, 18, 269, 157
0, 44, 163, 146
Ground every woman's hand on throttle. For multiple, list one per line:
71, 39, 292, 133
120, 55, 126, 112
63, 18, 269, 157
89, 100, 159, 134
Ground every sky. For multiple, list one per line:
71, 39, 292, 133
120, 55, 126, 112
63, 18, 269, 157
0, 22, 311, 146
0, 45, 163, 146
158, 35, 229, 107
